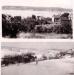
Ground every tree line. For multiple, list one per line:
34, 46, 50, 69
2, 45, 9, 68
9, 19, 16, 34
1, 49, 74, 67
2, 13, 72, 38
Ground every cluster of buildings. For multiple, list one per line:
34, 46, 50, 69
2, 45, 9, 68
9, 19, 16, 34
4, 12, 72, 25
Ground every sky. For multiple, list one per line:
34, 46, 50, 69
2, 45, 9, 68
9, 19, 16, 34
2, 10, 64, 18
1, 0, 72, 9
2, 42, 74, 51
2, 0, 72, 18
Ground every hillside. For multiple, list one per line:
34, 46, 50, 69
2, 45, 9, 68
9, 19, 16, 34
2, 58, 74, 75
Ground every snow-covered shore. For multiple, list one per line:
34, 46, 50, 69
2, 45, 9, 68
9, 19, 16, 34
2, 58, 74, 75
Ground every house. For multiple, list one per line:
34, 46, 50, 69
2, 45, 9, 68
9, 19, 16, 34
53, 13, 72, 25
53, 14, 61, 24
37, 16, 52, 24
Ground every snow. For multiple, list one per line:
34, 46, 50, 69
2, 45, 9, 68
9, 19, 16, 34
1, 58, 74, 75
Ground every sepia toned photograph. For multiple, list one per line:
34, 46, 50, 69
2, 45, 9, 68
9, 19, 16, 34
2, 6, 73, 39
1, 0, 74, 75
1, 42, 74, 75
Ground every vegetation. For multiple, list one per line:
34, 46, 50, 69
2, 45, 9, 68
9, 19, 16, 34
1, 48, 74, 67
1, 52, 36, 66
2, 13, 72, 38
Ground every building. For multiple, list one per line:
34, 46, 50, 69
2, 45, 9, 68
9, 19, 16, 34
53, 13, 72, 25
53, 14, 61, 24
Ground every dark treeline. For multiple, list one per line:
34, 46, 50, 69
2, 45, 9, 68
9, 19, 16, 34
2, 13, 72, 38
1, 49, 74, 67
1, 52, 47, 67
1, 52, 36, 66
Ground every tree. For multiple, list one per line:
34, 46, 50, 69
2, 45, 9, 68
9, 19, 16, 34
61, 13, 72, 34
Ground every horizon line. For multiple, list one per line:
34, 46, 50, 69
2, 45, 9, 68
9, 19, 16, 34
2, 6, 72, 12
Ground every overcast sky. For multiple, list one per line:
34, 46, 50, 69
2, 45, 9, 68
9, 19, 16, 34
1, 0, 72, 9
2, 10, 64, 18
2, 0, 72, 17
2, 42, 74, 51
